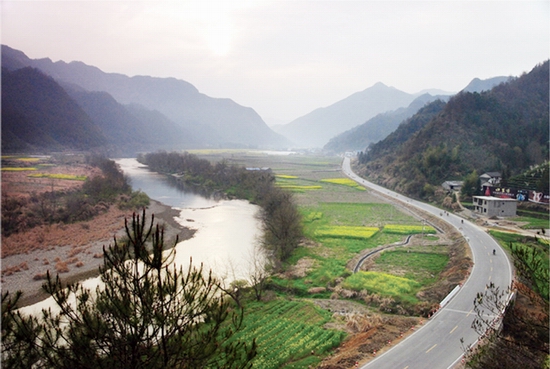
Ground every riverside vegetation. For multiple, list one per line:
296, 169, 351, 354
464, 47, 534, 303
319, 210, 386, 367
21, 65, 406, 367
180, 151, 473, 367
3, 151, 547, 368
1, 155, 149, 239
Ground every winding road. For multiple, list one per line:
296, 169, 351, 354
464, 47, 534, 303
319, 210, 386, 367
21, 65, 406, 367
342, 157, 514, 369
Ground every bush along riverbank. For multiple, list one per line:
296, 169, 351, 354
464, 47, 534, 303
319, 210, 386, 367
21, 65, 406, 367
138, 151, 303, 267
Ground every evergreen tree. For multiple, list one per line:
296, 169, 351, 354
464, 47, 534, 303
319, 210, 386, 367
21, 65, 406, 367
2, 209, 256, 369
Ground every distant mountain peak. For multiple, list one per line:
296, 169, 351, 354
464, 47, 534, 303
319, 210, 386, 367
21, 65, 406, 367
275, 83, 416, 148
372, 81, 388, 88
462, 76, 512, 93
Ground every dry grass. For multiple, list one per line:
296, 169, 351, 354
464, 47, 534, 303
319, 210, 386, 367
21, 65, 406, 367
1, 163, 101, 199
1, 209, 127, 258
55, 261, 69, 273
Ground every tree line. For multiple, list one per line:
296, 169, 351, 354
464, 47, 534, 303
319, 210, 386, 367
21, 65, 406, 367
138, 151, 303, 267
1, 155, 149, 237
2, 151, 303, 368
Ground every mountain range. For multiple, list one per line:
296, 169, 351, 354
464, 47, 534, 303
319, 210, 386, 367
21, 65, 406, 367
322, 76, 514, 153
2, 67, 107, 153
1, 44, 528, 157
323, 93, 451, 153
1, 45, 290, 155
273, 82, 418, 148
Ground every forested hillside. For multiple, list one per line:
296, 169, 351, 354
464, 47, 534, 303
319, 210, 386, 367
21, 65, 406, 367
2, 45, 289, 150
67, 88, 195, 153
1, 66, 191, 155
356, 61, 549, 199
324, 94, 448, 153
275, 82, 416, 148
1, 67, 106, 153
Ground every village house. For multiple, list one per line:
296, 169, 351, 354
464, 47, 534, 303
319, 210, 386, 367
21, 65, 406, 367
442, 180, 463, 192
472, 195, 518, 217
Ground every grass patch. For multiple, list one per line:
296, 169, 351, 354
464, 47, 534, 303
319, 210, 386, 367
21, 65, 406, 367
234, 299, 345, 369
302, 212, 323, 223
343, 271, 421, 302
490, 230, 549, 300
275, 174, 299, 179
28, 173, 87, 181
513, 216, 550, 230
375, 249, 449, 285
315, 226, 379, 240
2, 167, 38, 171
303, 202, 419, 228
383, 224, 436, 235
320, 178, 366, 191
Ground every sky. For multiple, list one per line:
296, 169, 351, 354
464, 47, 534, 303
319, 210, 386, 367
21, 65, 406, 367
2, 1, 549, 125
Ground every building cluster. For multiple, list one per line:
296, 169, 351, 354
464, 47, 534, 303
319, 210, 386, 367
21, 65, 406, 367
443, 171, 549, 218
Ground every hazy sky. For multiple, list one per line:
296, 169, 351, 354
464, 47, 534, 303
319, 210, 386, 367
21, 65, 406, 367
2, 1, 548, 125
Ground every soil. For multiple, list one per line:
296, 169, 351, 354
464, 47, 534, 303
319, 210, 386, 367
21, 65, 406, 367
1, 161, 194, 307
314, 299, 420, 369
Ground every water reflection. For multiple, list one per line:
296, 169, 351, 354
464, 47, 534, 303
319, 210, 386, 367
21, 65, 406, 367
20, 158, 262, 315
116, 158, 262, 281
116, 158, 220, 209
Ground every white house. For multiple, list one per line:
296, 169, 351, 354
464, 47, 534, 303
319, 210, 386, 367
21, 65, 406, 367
473, 196, 517, 217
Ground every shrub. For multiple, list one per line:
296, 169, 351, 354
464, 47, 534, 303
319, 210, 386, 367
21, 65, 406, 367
55, 261, 69, 273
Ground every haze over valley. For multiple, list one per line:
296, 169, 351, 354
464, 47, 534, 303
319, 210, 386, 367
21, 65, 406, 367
1, 44, 541, 156
1, 3, 549, 369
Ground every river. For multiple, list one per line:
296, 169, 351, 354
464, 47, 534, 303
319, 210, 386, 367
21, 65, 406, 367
117, 158, 262, 281
20, 158, 262, 315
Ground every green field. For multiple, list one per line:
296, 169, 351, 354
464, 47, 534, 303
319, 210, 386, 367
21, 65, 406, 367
191, 152, 456, 367
342, 271, 422, 303
490, 230, 549, 300
513, 215, 550, 230
314, 225, 379, 239
27, 173, 87, 181
383, 224, 436, 235
231, 300, 345, 369
374, 248, 449, 285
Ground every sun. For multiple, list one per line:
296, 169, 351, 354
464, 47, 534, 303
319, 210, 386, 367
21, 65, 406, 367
206, 19, 233, 56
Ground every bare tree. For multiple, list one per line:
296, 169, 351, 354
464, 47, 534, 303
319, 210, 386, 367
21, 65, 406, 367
247, 244, 272, 301
462, 282, 548, 369
257, 188, 302, 266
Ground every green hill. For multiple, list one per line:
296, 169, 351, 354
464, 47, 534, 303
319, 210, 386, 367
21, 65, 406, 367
1, 67, 106, 153
356, 61, 549, 199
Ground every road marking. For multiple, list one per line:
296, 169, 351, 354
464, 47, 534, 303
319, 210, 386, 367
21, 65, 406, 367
404, 366, 409, 369
491, 267, 493, 272
426, 344, 437, 353
488, 275, 492, 281
449, 325, 458, 334
467, 309, 473, 317
445, 308, 472, 315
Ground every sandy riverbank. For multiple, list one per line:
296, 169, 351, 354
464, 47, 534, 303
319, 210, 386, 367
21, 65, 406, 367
1, 200, 194, 307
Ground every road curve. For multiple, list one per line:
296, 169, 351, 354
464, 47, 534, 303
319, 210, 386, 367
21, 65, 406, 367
342, 157, 514, 369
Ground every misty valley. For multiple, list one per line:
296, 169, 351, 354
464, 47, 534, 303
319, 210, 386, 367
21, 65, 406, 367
1, 44, 548, 369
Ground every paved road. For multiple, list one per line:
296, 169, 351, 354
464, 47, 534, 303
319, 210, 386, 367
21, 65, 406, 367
342, 157, 514, 369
